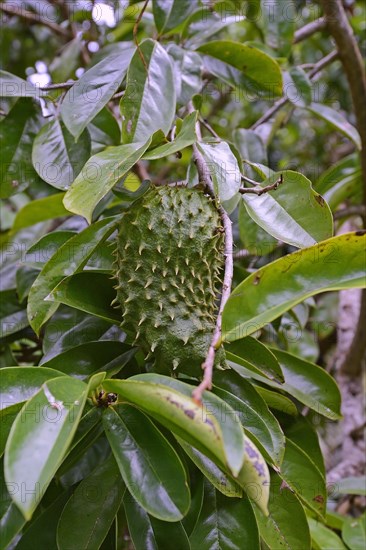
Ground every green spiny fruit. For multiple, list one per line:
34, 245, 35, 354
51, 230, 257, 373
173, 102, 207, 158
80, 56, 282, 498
114, 185, 226, 376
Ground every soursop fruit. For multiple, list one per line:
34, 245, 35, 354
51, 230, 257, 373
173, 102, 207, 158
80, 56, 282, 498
114, 184, 226, 376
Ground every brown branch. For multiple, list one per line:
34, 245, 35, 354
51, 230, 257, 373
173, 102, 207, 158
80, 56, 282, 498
251, 50, 338, 130
188, 105, 234, 403
294, 17, 327, 44
320, 0, 366, 376
239, 174, 283, 196
0, 4, 70, 37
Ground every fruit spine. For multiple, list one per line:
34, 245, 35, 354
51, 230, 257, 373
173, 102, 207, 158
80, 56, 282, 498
114, 185, 226, 376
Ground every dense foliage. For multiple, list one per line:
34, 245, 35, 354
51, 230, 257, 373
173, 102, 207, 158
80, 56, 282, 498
0, 1, 365, 549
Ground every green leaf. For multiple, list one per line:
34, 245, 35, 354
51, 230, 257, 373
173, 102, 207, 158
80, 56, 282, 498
0, 289, 28, 339
104, 405, 190, 521
153, 0, 198, 33
197, 41, 283, 96
102, 374, 246, 477
0, 70, 41, 98
335, 476, 366, 496
0, 98, 42, 198
61, 48, 134, 139
143, 111, 197, 160
25, 231, 76, 269
49, 36, 82, 83
224, 336, 284, 383
233, 128, 267, 165
304, 103, 361, 150
255, 472, 311, 550
0, 366, 64, 411
32, 119, 91, 190
27, 217, 117, 334
186, 14, 246, 48
177, 437, 243, 498
283, 415, 325, 476
308, 518, 347, 550
167, 45, 202, 105
57, 454, 124, 550
197, 141, 241, 213
342, 514, 366, 550
280, 439, 326, 517
0, 458, 26, 550
241, 171, 333, 248
239, 200, 278, 255
222, 232, 366, 342
190, 480, 260, 549
0, 403, 22, 457
121, 39, 175, 144
260, 0, 296, 56
288, 67, 312, 106
47, 272, 121, 324
88, 107, 121, 153
4, 376, 87, 520
124, 492, 191, 550
213, 370, 285, 466
13, 193, 70, 231
254, 386, 298, 417
63, 140, 151, 222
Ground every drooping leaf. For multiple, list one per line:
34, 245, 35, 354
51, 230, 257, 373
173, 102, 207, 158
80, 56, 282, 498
241, 171, 333, 248
103, 404, 190, 521
222, 232, 366, 342
121, 39, 176, 144
57, 454, 124, 550
4, 376, 87, 520
27, 217, 117, 334
12, 193, 70, 231
153, 0, 198, 33
32, 119, 91, 190
63, 140, 151, 222
124, 492, 191, 550
304, 103, 361, 150
197, 141, 241, 213
102, 374, 246, 477
0, 366, 64, 411
197, 41, 283, 96
189, 480, 260, 550
61, 48, 134, 139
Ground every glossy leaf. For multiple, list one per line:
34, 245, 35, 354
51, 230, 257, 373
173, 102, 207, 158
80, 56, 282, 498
283, 415, 325, 476
25, 231, 76, 268
342, 514, 366, 550
260, 0, 295, 56
167, 45, 202, 105
0, 366, 64, 411
241, 171, 333, 248
103, 404, 190, 521
124, 492, 191, 550
102, 374, 246, 477
13, 193, 70, 231
153, 0, 198, 33
121, 39, 175, 144
213, 369, 285, 466
0, 403, 22, 457
308, 518, 347, 550
0, 99, 42, 198
197, 141, 241, 213
186, 14, 246, 48
280, 439, 326, 517
254, 386, 298, 417
177, 437, 242, 498
27, 217, 117, 334
47, 271, 121, 324
63, 140, 151, 222
238, 200, 278, 256
41, 341, 133, 379
224, 337, 284, 383
4, 376, 87, 520
0, 289, 28, 338
222, 232, 366, 342
304, 102, 361, 150
32, 119, 91, 190
0, 458, 26, 550
0, 70, 41, 98
190, 480, 260, 549
88, 107, 121, 153
143, 111, 197, 160
57, 454, 124, 550
197, 41, 283, 96
255, 472, 311, 550
61, 48, 134, 139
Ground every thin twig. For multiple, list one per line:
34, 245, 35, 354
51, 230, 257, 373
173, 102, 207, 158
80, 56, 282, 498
334, 205, 366, 220
188, 104, 234, 403
294, 17, 327, 44
239, 174, 283, 196
133, 0, 150, 74
40, 81, 75, 91
0, 4, 70, 37
199, 117, 220, 139
251, 50, 338, 130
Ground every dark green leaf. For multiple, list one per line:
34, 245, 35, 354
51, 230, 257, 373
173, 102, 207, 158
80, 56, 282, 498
57, 454, 124, 550
32, 119, 91, 190
0, 403, 22, 457
304, 103, 361, 150
13, 194, 70, 231
104, 404, 190, 521
0, 71, 41, 98
0, 289, 28, 339
143, 111, 197, 160
153, 0, 198, 33
254, 387, 298, 417
288, 67, 312, 106
167, 46, 202, 105
25, 231, 76, 269
0, 458, 26, 550
88, 107, 121, 154
222, 232, 366, 342
342, 514, 366, 550
260, 0, 295, 56
4, 377, 87, 520
308, 518, 347, 550
224, 337, 284, 383
283, 415, 325, 476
